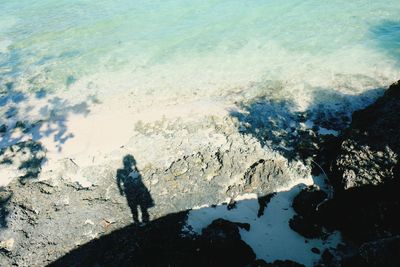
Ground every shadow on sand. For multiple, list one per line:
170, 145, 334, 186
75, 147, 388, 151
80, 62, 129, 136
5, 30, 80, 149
0, 85, 95, 184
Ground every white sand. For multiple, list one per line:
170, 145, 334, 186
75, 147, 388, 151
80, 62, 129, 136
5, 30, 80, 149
185, 177, 342, 267
0, 87, 233, 187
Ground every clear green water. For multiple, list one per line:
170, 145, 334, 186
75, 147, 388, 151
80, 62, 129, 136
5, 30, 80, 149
0, 0, 399, 96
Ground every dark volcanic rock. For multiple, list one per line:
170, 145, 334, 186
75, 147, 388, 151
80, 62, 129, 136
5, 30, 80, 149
289, 214, 323, 239
289, 186, 327, 238
269, 260, 305, 267
292, 186, 327, 218
316, 180, 400, 242
342, 236, 400, 267
311, 247, 320, 254
0, 124, 6, 133
315, 81, 400, 242
321, 249, 334, 264
198, 218, 255, 266
257, 193, 276, 217
289, 81, 400, 266
310, 81, 400, 266
48, 216, 257, 267
254, 259, 305, 267
330, 81, 400, 191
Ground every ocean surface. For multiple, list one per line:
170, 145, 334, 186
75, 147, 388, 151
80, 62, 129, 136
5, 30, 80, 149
1, 0, 399, 100
1, 0, 400, 160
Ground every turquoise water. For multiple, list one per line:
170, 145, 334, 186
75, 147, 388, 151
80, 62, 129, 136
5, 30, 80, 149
1, 0, 400, 95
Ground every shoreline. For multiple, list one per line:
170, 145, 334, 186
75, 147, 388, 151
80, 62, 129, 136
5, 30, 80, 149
1, 74, 396, 185
1, 78, 399, 266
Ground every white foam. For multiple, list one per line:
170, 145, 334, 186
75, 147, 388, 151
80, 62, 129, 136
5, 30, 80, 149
0, 39, 11, 53
318, 127, 339, 136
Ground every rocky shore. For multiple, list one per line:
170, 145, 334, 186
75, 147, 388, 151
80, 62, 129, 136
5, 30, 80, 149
1, 81, 399, 266
291, 81, 400, 267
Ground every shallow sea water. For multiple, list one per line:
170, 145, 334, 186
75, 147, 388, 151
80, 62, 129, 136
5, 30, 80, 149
1, 0, 399, 100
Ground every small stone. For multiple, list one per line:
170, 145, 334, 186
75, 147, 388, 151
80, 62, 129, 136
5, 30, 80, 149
103, 218, 116, 224
15, 120, 26, 129
101, 218, 116, 230
0, 124, 6, 133
62, 197, 70, 205
84, 219, 94, 225
0, 238, 15, 252
311, 247, 320, 254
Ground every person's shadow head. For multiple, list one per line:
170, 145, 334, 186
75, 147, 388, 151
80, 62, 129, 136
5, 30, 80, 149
116, 154, 154, 225
122, 154, 136, 171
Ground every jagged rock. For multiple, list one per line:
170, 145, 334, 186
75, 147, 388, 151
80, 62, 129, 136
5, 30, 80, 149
289, 214, 323, 239
342, 236, 400, 267
314, 82, 400, 243
321, 249, 334, 264
257, 193, 276, 217
269, 260, 305, 267
252, 259, 305, 267
289, 186, 328, 240
316, 180, 400, 242
198, 218, 255, 266
311, 247, 321, 254
292, 186, 327, 218
309, 81, 400, 266
237, 159, 296, 196
329, 81, 400, 190
0, 124, 6, 133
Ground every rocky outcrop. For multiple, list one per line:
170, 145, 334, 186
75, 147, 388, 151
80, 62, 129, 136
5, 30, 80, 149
320, 81, 400, 241
329, 81, 400, 190
341, 236, 400, 267
317, 180, 400, 242
288, 186, 328, 239
227, 158, 305, 198
291, 81, 400, 266
253, 259, 306, 267
196, 219, 255, 266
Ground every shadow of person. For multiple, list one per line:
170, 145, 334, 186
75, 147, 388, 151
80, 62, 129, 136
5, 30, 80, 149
116, 155, 154, 225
